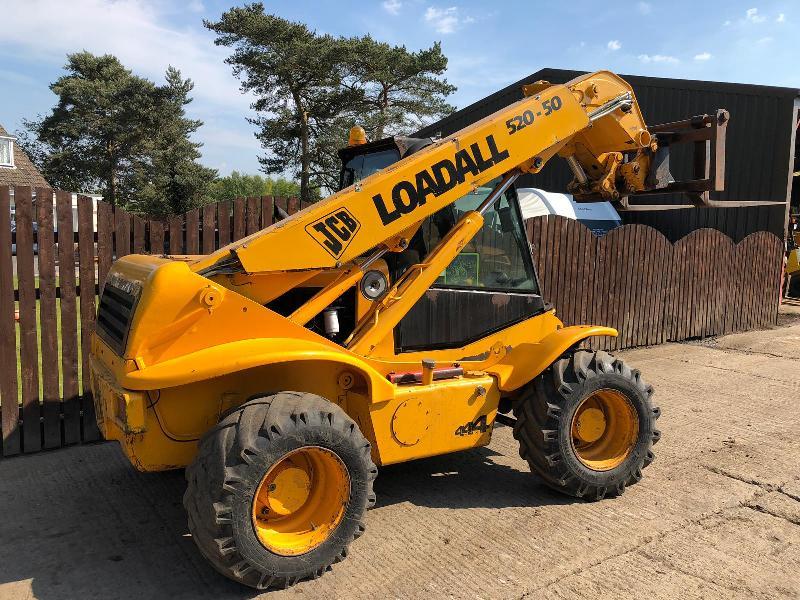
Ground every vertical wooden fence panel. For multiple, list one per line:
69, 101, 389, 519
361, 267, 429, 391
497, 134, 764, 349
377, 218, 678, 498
56, 191, 81, 445
667, 234, 687, 341
169, 216, 183, 254
15, 188, 41, 452
733, 232, 783, 332
217, 201, 231, 247
36, 189, 61, 448
131, 216, 144, 254
233, 197, 246, 241
149, 220, 165, 256
114, 206, 131, 259
97, 202, 114, 291
78, 196, 100, 442
186, 209, 199, 254
202, 204, 216, 254
758, 232, 782, 328
261, 196, 274, 229
587, 219, 605, 351
597, 226, 620, 350
274, 196, 288, 218
550, 217, 568, 322
246, 197, 260, 235
578, 221, 597, 327
0, 187, 19, 455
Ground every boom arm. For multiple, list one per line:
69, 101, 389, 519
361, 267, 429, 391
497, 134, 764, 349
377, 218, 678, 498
192, 70, 717, 276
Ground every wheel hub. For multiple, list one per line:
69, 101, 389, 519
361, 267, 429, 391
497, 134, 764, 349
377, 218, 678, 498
574, 407, 606, 443
252, 446, 350, 556
265, 464, 312, 516
570, 389, 639, 471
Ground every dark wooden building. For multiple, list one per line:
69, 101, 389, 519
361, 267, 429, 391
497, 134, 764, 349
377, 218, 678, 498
417, 69, 800, 242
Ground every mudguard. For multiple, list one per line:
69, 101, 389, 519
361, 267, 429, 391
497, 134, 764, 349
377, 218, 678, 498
488, 325, 618, 392
121, 336, 395, 401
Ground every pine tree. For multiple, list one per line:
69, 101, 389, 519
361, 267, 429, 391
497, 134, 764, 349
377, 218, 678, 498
205, 4, 456, 199
346, 38, 456, 140
131, 67, 217, 217
23, 52, 216, 214
205, 4, 360, 203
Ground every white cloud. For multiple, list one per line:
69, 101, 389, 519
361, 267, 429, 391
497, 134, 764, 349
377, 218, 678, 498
637, 2, 652, 15
694, 52, 712, 61
745, 7, 766, 23
723, 20, 732, 26
424, 6, 463, 34
0, 0, 253, 112
382, 0, 402, 15
187, 0, 204, 13
638, 54, 679, 64
757, 36, 774, 44
607, 40, 621, 51
776, 13, 785, 23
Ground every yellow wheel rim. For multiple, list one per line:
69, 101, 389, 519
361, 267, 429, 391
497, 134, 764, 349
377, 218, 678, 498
570, 389, 639, 471
252, 447, 350, 556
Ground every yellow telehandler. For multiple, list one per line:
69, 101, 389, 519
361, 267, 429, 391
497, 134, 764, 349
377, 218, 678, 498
89, 70, 726, 589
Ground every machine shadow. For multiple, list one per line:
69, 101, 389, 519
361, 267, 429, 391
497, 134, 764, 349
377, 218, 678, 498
374, 432, 576, 511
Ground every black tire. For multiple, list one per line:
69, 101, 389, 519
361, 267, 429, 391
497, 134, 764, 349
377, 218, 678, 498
184, 392, 377, 590
512, 350, 660, 501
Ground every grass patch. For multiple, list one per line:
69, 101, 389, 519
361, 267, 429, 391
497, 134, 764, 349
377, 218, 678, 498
11, 294, 92, 406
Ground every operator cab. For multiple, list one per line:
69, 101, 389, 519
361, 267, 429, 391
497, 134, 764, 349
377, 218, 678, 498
338, 129, 545, 352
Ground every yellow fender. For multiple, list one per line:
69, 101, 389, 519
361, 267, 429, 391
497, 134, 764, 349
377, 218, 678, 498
121, 336, 395, 401
488, 325, 618, 392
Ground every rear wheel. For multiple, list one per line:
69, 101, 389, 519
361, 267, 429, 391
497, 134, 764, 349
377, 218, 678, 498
184, 392, 377, 589
513, 350, 660, 501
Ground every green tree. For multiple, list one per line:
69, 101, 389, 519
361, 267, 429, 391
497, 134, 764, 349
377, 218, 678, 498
206, 6, 456, 199
23, 52, 215, 213
205, 4, 360, 203
207, 171, 303, 201
307, 38, 457, 190
130, 67, 217, 217
346, 38, 456, 140
23, 52, 158, 206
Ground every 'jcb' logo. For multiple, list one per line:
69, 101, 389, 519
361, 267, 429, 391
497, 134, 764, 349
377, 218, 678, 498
305, 208, 361, 258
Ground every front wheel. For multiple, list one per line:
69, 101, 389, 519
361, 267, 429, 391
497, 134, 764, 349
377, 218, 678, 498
184, 392, 377, 590
513, 350, 660, 501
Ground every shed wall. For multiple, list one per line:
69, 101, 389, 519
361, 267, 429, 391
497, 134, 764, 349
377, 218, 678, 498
417, 69, 799, 242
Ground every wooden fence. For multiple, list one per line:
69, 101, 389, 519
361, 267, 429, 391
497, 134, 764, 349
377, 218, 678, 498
528, 216, 784, 350
0, 186, 785, 457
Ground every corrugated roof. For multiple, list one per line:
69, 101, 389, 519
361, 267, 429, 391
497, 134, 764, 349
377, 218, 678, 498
417, 68, 800, 241
0, 123, 50, 189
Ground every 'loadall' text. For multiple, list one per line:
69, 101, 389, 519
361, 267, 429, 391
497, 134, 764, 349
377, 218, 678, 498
371, 134, 511, 226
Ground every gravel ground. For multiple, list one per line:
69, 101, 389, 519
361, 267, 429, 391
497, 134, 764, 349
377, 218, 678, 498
0, 320, 799, 600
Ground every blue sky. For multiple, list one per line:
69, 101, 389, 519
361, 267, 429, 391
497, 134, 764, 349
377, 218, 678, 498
2, 0, 796, 177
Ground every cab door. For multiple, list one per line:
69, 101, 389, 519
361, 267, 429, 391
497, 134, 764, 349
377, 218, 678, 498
393, 183, 545, 352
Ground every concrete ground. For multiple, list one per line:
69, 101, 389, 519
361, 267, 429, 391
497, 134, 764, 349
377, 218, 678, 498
1, 319, 800, 600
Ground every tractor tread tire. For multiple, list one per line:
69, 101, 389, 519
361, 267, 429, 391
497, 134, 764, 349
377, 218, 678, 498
184, 392, 377, 590
513, 350, 660, 501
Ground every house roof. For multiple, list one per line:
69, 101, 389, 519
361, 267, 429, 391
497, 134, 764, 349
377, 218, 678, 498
0, 123, 50, 189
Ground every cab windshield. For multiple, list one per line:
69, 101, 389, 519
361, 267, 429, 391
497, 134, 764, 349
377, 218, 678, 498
340, 148, 400, 189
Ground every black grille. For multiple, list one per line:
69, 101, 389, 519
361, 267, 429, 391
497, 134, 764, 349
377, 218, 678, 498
96, 282, 138, 355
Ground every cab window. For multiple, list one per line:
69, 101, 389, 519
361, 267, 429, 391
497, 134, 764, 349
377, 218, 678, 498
402, 183, 538, 293
340, 148, 400, 189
